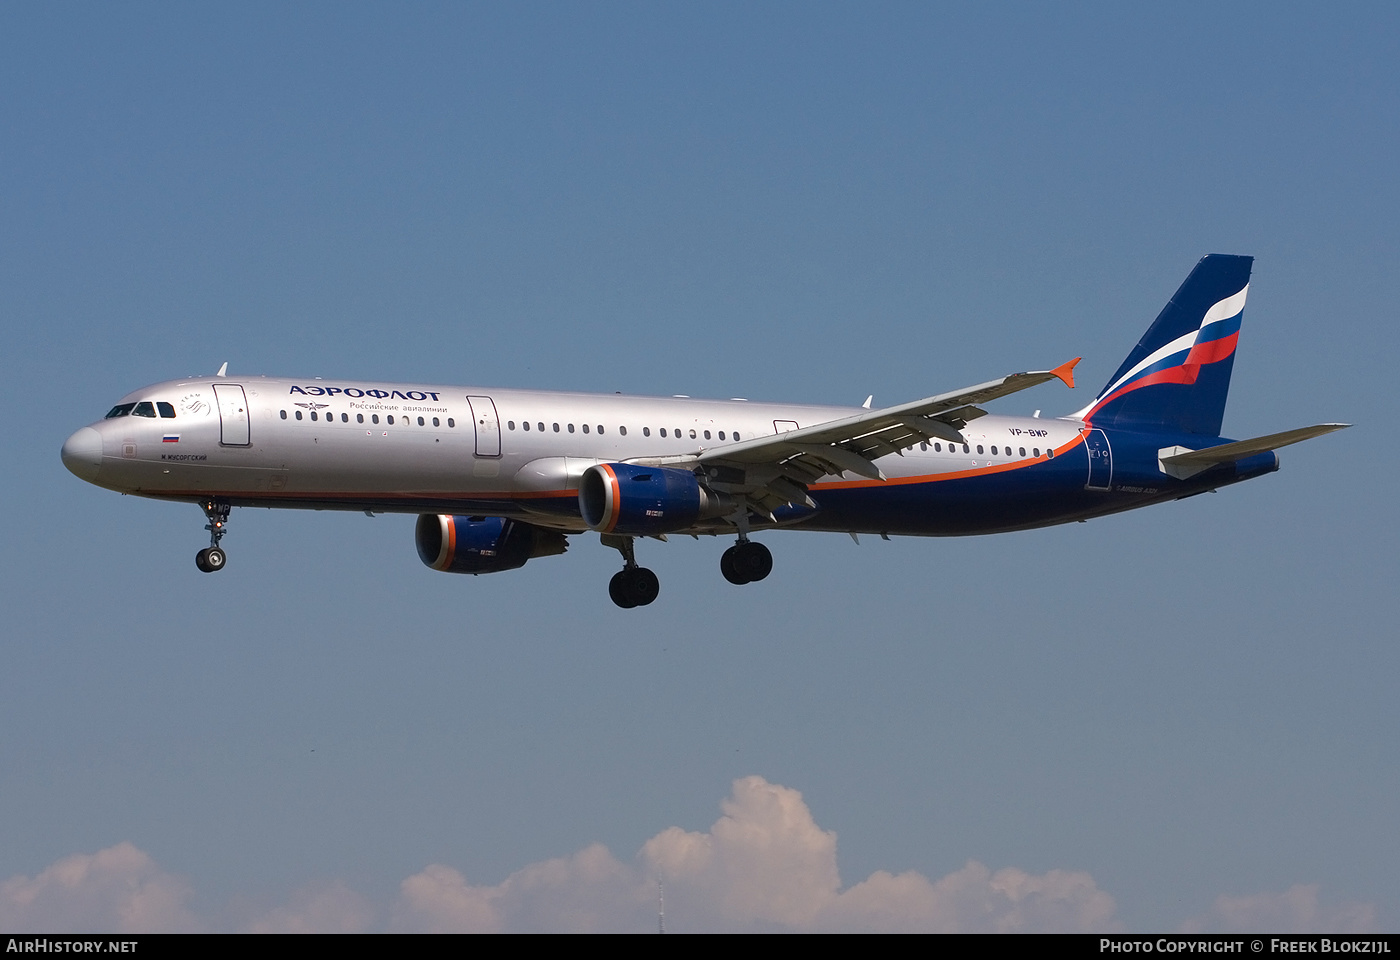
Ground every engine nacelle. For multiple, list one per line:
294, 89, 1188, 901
415, 515, 568, 575
578, 463, 729, 536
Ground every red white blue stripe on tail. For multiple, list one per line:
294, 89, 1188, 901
1073, 254, 1252, 437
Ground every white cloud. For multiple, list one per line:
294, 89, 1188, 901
3, 778, 1377, 933
825, 861, 1120, 933
640, 775, 841, 928
1180, 884, 1378, 935
0, 842, 202, 934
391, 775, 1120, 932
391, 843, 646, 933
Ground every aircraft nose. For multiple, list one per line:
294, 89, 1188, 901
61, 426, 103, 482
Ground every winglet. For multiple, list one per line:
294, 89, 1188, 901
1050, 357, 1080, 389
216, 362, 228, 377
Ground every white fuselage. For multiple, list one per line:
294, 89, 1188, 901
67, 375, 1086, 534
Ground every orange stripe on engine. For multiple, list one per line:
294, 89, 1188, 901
441, 515, 456, 570
603, 464, 622, 532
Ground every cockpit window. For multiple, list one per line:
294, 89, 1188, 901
105, 403, 136, 419
157, 402, 176, 418
132, 402, 157, 418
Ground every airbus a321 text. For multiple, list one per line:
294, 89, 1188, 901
62, 255, 1347, 607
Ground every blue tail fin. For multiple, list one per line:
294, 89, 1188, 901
1075, 254, 1252, 437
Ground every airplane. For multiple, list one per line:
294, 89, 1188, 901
61, 255, 1347, 608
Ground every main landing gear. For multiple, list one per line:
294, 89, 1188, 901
603, 534, 660, 608
720, 539, 772, 585
195, 500, 230, 573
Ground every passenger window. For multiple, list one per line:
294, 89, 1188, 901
296, 410, 303, 420
582, 424, 589, 433
523, 421, 530, 431
105, 404, 136, 418
643, 427, 651, 437
703, 430, 711, 439
1019, 447, 1026, 457
372, 414, 379, 424
619, 426, 628, 436
508, 421, 516, 430
597, 425, 604, 434
689, 429, 696, 439
719, 431, 726, 440
311, 411, 318, 421
433, 417, 440, 427
357, 414, 364, 423
537, 422, 544, 432
280, 410, 287, 420
733, 432, 740, 440
157, 402, 176, 418
553, 423, 559, 432
448, 418, 455, 427
991, 445, 998, 455
342, 413, 348, 422
568, 424, 575, 433
934, 442, 941, 452
1033, 448, 1039, 457
387, 415, 395, 425
659, 428, 667, 437
962, 444, 970, 453
1047, 449, 1054, 458
132, 402, 157, 418
976, 445, 983, 454
418, 417, 426, 426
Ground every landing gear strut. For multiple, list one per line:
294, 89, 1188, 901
195, 500, 230, 573
602, 534, 660, 608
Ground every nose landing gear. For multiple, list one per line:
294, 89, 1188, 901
195, 500, 231, 573
602, 534, 660, 608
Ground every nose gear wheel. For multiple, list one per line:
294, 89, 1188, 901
196, 500, 231, 573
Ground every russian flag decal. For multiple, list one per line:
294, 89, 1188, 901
163, 435, 180, 443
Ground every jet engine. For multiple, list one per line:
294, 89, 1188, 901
578, 463, 730, 536
415, 515, 568, 575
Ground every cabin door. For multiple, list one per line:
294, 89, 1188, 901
212, 384, 251, 446
467, 396, 501, 457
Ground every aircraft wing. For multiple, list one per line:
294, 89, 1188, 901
681, 358, 1080, 515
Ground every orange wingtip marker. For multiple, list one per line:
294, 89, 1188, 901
1050, 357, 1080, 389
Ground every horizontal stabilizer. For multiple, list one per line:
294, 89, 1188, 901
1159, 423, 1349, 479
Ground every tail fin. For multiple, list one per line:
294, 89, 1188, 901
1075, 254, 1252, 436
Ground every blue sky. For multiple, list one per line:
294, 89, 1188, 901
2, 2, 1395, 932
